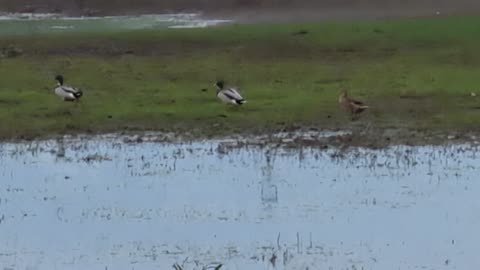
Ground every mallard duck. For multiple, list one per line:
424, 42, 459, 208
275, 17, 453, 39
214, 81, 246, 105
54, 75, 83, 101
339, 89, 368, 117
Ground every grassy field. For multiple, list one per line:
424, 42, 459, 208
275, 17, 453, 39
1, 16, 480, 140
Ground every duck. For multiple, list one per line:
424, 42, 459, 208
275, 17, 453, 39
54, 75, 83, 101
214, 80, 246, 105
338, 89, 368, 118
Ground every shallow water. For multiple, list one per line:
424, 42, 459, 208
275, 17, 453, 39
1, 136, 480, 269
0, 13, 231, 36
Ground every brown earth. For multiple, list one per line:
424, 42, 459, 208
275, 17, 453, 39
1, 0, 480, 21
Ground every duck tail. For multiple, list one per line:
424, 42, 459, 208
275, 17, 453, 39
236, 99, 247, 105
74, 90, 83, 99
352, 103, 368, 109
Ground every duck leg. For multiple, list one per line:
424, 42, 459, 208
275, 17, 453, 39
350, 112, 360, 121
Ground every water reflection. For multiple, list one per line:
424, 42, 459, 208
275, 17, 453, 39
0, 136, 480, 269
261, 149, 279, 206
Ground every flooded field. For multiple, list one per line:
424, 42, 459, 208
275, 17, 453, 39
1, 134, 480, 269
0, 13, 231, 36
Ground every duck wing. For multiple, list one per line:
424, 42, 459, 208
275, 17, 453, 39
348, 97, 366, 106
61, 85, 83, 97
223, 88, 244, 101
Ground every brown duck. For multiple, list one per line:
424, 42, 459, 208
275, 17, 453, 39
338, 89, 369, 118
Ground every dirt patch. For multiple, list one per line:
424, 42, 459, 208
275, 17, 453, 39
213, 1, 480, 23
1, 0, 480, 21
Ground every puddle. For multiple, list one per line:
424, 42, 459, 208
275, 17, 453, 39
0, 13, 232, 36
0, 135, 480, 269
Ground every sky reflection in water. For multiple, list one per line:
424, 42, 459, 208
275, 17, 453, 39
0, 137, 479, 269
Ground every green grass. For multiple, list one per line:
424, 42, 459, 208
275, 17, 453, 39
1, 15, 480, 140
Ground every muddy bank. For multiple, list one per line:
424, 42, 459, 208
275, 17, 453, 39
1, 0, 480, 20
5, 128, 480, 150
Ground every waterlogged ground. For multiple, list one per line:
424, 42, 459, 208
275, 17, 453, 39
1, 135, 480, 269
0, 13, 230, 36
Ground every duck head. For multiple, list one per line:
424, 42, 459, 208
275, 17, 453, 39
55, 75, 64, 86
214, 80, 224, 90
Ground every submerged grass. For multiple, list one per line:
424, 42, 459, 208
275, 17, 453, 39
1, 15, 480, 140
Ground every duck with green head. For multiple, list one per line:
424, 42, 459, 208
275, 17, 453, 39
214, 80, 247, 105
54, 75, 83, 102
